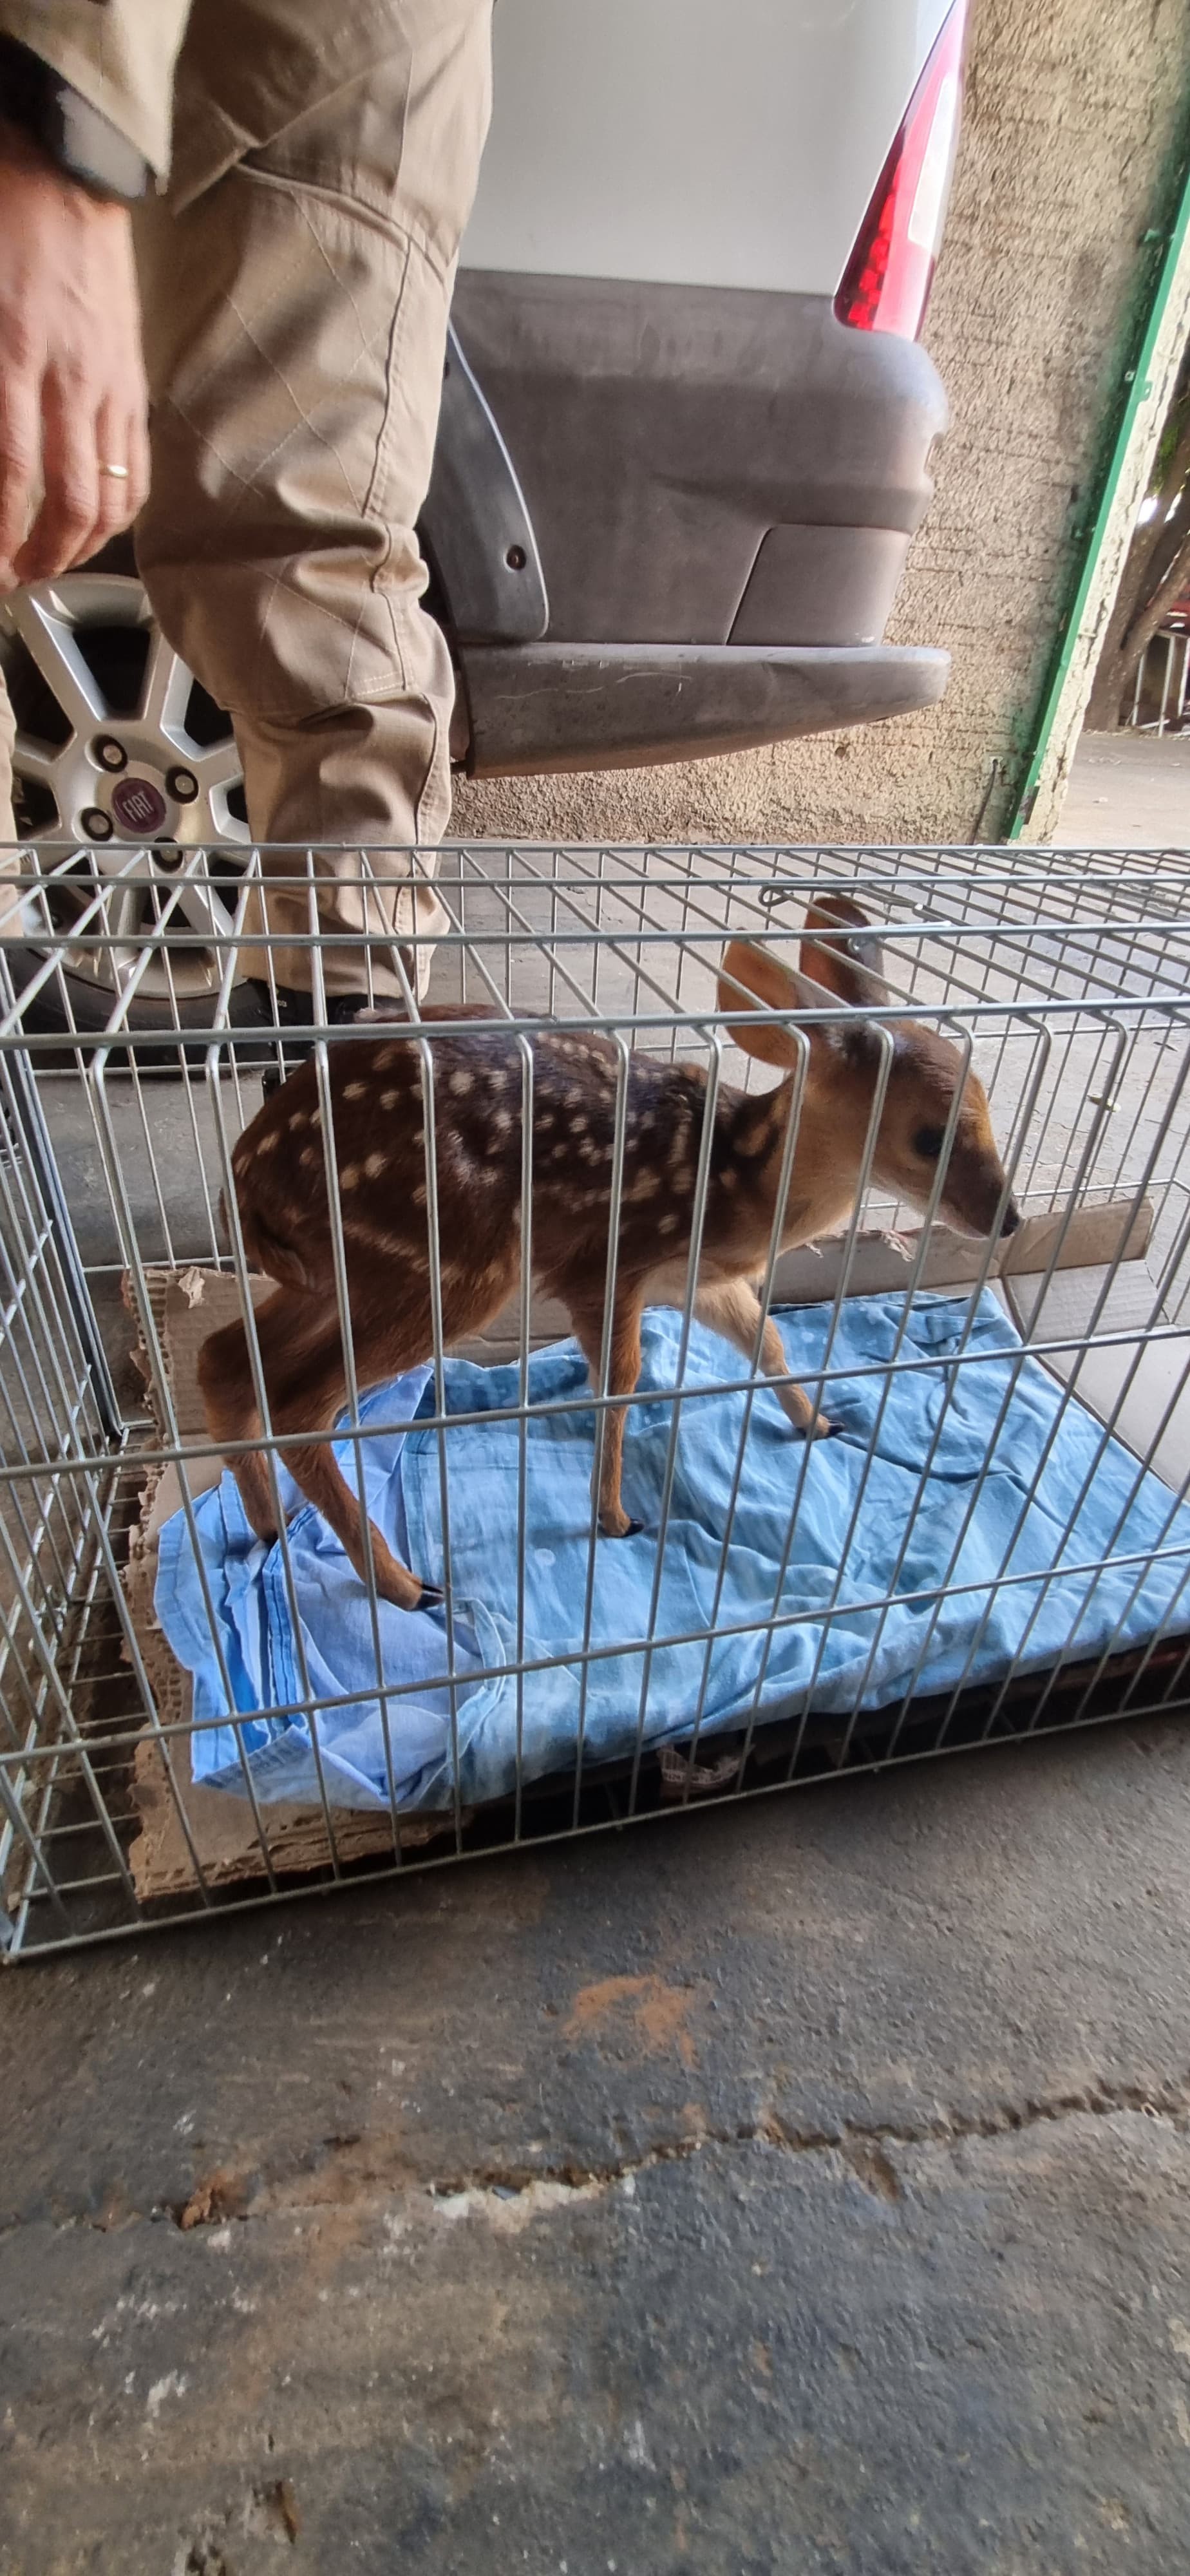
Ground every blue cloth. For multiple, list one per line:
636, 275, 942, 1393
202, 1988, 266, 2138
155, 1291, 1190, 1812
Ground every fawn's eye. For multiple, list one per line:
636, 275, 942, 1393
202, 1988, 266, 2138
913, 1124, 946, 1161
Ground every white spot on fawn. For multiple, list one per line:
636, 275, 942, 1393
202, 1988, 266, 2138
448, 1070, 473, 1097
364, 1151, 388, 1180
287, 1110, 308, 1133
344, 1081, 366, 1101
340, 1164, 360, 1191
255, 1128, 279, 1155
413, 1182, 426, 1207
345, 1218, 404, 1256
658, 1213, 681, 1235
381, 1089, 399, 1110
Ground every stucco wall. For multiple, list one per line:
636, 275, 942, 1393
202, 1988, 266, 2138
452, 0, 1190, 850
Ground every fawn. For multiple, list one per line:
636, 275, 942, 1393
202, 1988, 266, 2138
199, 896, 1018, 1610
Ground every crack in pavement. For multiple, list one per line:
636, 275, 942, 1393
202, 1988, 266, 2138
3, 2074, 1189, 2242
397, 2077, 1190, 2218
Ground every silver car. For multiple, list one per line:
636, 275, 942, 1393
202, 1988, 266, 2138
2, 0, 967, 1028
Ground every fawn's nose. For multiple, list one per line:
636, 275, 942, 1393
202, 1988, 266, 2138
999, 1197, 1021, 1238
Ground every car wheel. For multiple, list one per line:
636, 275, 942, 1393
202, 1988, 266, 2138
1, 569, 268, 1046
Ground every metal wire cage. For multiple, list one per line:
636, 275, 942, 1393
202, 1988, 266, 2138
3, 838, 1190, 1960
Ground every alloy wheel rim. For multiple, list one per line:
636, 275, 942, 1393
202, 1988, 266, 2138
1, 574, 249, 1000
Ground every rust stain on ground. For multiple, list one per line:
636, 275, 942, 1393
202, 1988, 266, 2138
176, 2167, 250, 2230
840, 2139, 902, 2203
565, 1975, 703, 2069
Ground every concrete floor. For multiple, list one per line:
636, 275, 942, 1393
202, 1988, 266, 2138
5, 1716, 1190, 2572
1053, 725, 1190, 846
6, 804, 1190, 2571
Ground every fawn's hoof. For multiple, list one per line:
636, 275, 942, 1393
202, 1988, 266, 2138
373, 1564, 440, 1613
600, 1513, 644, 1539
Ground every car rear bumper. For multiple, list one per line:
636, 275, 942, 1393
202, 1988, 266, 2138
459, 642, 949, 777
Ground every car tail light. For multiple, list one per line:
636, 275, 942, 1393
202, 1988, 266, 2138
835, 0, 968, 339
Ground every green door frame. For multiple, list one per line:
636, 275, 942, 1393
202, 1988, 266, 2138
1007, 144, 1190, 840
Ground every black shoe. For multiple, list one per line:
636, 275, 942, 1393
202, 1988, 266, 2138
250, 958, 422, 1089
250, 982, 375, 1093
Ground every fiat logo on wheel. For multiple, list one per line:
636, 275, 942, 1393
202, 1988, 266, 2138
111, 776, 169, 835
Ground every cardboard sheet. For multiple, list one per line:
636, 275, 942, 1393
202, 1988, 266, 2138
1003, 1261, 1190, 1495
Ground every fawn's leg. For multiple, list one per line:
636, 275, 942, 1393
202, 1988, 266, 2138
198, 1302, 287, 1540
269, 1316, 437, 1613
695, 1278, 833, 1436
567, 1288, 646, 1539
273, 1260, 522, 1609
201, 1290, 435, 1607
202, 1260, 519, 1607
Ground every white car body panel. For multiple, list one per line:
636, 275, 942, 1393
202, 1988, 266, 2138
462, 0, 952, 296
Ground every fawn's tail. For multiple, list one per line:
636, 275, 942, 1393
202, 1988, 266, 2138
220, 1180, 317, 1293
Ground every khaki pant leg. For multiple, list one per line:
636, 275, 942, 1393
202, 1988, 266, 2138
133, 4, 492, 998
0, 663, 23, 936
0, 663, 14, 846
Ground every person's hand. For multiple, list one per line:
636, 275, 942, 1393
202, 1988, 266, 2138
0, 121, 149, 592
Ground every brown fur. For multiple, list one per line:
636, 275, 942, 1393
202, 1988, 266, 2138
200, 905, 1017, 1608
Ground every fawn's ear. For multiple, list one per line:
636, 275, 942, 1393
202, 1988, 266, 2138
800, 894, 887, 1010
718, 938, 864, 1069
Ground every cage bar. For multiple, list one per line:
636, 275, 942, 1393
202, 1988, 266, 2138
2, 840, 1189, 1958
